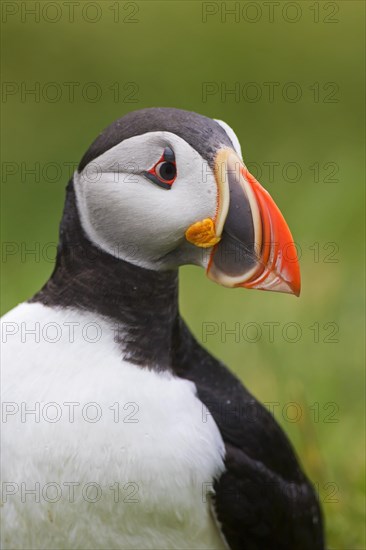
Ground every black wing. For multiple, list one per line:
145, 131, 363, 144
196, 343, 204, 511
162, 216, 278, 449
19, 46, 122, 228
172, 318, 324, 550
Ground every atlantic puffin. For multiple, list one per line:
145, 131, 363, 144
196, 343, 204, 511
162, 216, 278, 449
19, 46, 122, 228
1, 108, 324, 550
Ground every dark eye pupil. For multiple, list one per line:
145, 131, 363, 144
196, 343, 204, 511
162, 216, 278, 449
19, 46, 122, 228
159, 162, 176, 181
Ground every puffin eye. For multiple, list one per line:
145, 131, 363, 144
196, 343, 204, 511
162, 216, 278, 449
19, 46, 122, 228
155, 161, 176, 182
144, 147, 177, 190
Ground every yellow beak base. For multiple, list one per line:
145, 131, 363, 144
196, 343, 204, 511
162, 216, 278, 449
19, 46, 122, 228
185, 218, 221, 248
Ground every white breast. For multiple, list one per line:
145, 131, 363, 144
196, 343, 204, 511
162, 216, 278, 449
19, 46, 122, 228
1, 303, 227, 550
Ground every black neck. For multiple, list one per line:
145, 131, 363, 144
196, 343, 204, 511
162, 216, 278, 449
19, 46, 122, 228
31, 180, 180, 370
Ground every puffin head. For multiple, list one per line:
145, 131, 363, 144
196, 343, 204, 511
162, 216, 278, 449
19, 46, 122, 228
74, 108, 300, 296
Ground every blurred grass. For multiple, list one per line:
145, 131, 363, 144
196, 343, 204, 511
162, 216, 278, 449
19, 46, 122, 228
1, 1, 364, 547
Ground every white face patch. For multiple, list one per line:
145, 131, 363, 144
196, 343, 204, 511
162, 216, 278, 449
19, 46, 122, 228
74, 132, 218, 270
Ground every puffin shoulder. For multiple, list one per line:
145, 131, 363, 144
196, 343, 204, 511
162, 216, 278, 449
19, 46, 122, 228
172, 317, 324, 550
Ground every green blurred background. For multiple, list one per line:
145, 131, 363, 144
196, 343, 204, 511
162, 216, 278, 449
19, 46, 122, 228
1, 1, 364, 547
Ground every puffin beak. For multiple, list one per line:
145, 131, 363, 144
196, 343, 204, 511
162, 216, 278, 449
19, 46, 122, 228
206, 149, 301, 296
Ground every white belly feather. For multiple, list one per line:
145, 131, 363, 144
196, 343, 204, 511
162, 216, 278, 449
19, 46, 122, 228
1, 303, 227, 550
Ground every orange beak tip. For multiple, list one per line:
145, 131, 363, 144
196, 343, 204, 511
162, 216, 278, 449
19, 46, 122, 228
291, 280, 301, 298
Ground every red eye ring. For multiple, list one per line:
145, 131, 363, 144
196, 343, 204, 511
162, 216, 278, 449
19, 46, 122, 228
145, 147, 177, 189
